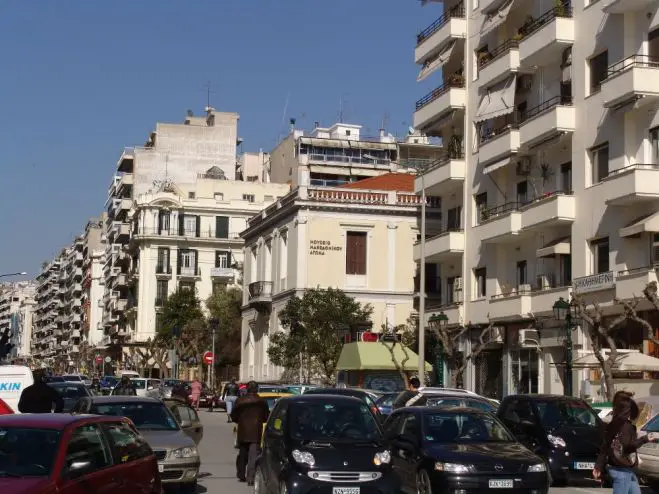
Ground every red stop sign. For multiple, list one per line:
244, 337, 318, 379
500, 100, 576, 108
202, 351, 214, 365
95, 355, 103, 364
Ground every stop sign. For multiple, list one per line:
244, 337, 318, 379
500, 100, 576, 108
202, 351, 214, 365
95, 355, 103, 364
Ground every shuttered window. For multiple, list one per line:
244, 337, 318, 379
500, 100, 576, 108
215, 216, 229, 238
215, 250, 231, 268
346, 232, 367, 275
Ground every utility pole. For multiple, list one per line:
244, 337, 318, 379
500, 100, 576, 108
418, 173, 427, 381
210, 318, 218, 390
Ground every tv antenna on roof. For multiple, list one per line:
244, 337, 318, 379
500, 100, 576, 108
203, 81, 215, 111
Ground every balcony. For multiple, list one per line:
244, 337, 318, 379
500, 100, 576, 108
211, 267, 234, 279
477, 203, 521, 243
489, 289, 533, 321
414, 77, 466, 135
414, 229, 465, 262
616, 266, 658, 301
518, 6, 574, 67
531, 284, 571, 315
603, 0, 657, 13
424, 301, 464, 328
520, 192, 576, 232
110, 222, 130, 242
518, 96, 575, 148
112, 273, 128, 287
116, 173, 133, 194
602, 55, 659, 110
248, 281, 273, 311
600, 164, 659, 206
178, 267, 201, 279
414, 153, 465, 196
156, 264, 172, 277
415, 3, 466, 65
478, 40, 520, 87
134, 227, 242, 242
479, 125, 520, 166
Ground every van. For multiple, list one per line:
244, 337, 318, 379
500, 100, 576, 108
118, 369, 140, 378
0, 365, 34, 413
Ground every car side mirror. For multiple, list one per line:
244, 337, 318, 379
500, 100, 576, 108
519, 419, 536, 429
147, 386, 154, 390
180, 419, 192, 429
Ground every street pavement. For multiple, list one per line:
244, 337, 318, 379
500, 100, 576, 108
192, 409, 651, 494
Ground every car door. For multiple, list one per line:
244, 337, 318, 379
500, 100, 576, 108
382, 412, 406, 487
56, 423, 118, 494
100, 421, 159, 494
262, 401, 288, 492
391, 411, 422, 493
172, 403, 204, 444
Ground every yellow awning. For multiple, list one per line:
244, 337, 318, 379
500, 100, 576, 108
336, 341, 433, 372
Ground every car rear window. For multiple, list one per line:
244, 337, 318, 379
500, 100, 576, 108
91, 402, 179, 431
289, 401, 380, 442
536, 399, 599, 427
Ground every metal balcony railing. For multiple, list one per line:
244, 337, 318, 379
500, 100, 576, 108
606, 54, 659, 79
519, 95, 574, 124
415, 74, 466, 111
248, 281, 273, 299
416, 2, 465, 46
478, 39, 519, 68
518, 4, 573, 40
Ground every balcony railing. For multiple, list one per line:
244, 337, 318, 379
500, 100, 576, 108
480, 119, 518, 144
478, 39, 519, 68
606, 54, 659, 79
307, 187, 441, 208
415, 74, 466, 111
309, 178, 350, 187
156, 264, 172, 275
518, 4, 573, 39
177, 267, 201, 277
603, 163, 659, 179
135, 227, 241, 240
416, 2, 465, 45
480, 189, 572, 222
518, 95, 574, 124
248, 281, 273, 299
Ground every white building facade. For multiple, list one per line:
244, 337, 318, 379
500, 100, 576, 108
413, 0, 659, 399
0, 282, 35, 360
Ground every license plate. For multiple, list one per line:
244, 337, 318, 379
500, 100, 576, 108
333, 488, 360, 494
574, 462, 595, 470
488, 480, 513, 488
158, 463, 164, 473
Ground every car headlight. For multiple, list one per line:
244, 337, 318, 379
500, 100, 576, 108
292, 449, 315, 467
435, 462, 471, 474
373, 450, 391, 466
547, 434, 566, 448
528, 463, 547, 472
171, 447, 199, 459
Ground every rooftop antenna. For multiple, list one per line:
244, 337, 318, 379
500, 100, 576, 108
203, 81, 215, 111
276, 91, 291, 145
380, 111, 390, 135
339, 94, 344, 123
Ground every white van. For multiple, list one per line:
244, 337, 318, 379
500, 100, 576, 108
118, 370, 140, 378
0, 365, 34, 413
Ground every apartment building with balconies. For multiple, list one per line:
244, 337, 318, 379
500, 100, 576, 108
239, 173, 440, 382
413, 0, 659, 399
0, 281, 35, 361
32, 256, 64, 361
81, 217, 105, 348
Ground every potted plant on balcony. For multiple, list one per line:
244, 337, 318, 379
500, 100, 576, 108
554, 0, 567, 17
477, 51, 492, 66
449, 73, 465, 86
448, 134, 463, 159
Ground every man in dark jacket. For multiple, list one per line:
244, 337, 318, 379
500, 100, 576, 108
222, 379, 240, 422
392, 377, 423, 410
231, 380, 269, 486
18, 369, 65, 413
112, 376, 137, 396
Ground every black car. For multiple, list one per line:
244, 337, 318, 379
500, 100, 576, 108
383, 407, 549, 494
498, 394, 603, 485
423, 393, 497, 413
303, 387, 382, 419
255, 394, 400, 494
46, 382, 92, 412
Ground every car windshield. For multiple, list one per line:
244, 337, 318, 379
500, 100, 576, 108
424, 412, 514, 443
48, 384, 88, 399
131, 379, 147, 389
0, 428, 61, 477
536, 400, 599, 427
62, 375, 82, 382
289, 402, 381, 443
90, 402, 179, 431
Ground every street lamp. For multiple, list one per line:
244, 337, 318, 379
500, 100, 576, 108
0, 272, 27, 278
428, 311, 449, 387
552, 296, 581, 397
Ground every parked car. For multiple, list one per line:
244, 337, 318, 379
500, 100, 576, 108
44, 375, 66, 383
498, 394, 603, 485
383, 406, 549, 493
72, 396, 200, 492
282, 384, 320, 395
159, 379, 184, 399
0, 413, 161, 493
47, 382, 93, 412
303, 387, 382, 420
127, 378, 162, 398
255, 394, 400, 494
61, 375, 91, 386
423, 393, 498, 413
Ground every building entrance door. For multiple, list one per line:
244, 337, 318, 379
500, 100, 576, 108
511, 348, 539, 394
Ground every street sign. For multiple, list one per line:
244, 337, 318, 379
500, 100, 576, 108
202, 351, 214, 365
104, 356, 112, 363
95, 355, 103, 364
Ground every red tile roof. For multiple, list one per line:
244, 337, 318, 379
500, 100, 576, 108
339, 173, 415, 192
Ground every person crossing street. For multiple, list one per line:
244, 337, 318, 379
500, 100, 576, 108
222, 378, 239, 423
18, 369, 64, 413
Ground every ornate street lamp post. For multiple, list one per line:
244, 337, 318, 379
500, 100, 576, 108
428, 311, 449, 387
552, 296, 581, 397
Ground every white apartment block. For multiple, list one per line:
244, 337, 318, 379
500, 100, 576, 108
32, 257, 63, 361
413, 0, 659, 399
82, 218, 105, 348
0, 282, 35, 360
59, 238, 85, 365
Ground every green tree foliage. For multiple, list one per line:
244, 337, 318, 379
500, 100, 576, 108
268, 288, 372, 385
206, 286, 243, 366
158, 288, 204, 344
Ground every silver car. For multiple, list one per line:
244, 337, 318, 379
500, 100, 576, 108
72, 396, 202, 493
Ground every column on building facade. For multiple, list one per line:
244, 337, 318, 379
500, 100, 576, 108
296, 217, 308, 289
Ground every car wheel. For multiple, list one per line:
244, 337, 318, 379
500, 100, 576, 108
179, 480, 197, 493
416, 469, 433, 494
254, 468, 266, 494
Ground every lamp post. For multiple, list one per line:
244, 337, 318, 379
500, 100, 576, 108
209, 318, 218, 390
0, 272, 27, 278
552, 296, 581, 397
428, 311, 449, 387
418, 173, 427, 381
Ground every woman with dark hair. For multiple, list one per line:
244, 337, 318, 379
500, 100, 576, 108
594, 391, 658, 494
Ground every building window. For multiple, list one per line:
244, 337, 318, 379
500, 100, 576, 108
447, 207, 462, 230
215, 250, 230, 268
242, 194, 255, 203
178, 249, 197, 276
214, 192, 224, 201
179, 281, 195, 291
474, 267, 486, 298
516, 181, 528, 205
426, 264, 440, 295
155, 280, 168, 306
652, 234, 659, 264
279, 233, 288, 289
155, 313, 163, 332
346, 231, 367, 275
158, 211, 170, 235
215, 216, 229, 238
156, 248, 170, 274
475, 192, 487, 223
516, 261, 528, 289
182, 215, 197, 237
650, 29, 659, 59
591, 143, 609, 183
560, 162, 572, 193
650, 127, 659, 165
345, 130, 351, 136
589, 50, 608, 94
591, 237, 610, 274
188, 192, 196, 199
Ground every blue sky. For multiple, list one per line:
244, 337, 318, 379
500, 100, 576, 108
0, 1, 440, 278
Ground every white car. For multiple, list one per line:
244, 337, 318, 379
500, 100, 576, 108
130, 378, 162, 398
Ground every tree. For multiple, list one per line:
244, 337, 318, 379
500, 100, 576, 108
134, 337, 170, 378
381, 318, 417, 387
268, 288, 373, 385
206, 286, 242, 368
572, 281, 659, 401
159, 289, 204, 343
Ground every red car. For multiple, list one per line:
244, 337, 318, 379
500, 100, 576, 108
0, 413, 162, 493
0, 398, 13, 415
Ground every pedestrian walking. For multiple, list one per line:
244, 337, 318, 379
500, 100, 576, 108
190, 379, 202, 410
18, 369, 65, 413
392, 376, 424, 410
112, 375, 137, 396
594, 390, 658, 494
231, 380, 269, 486
222, 378, 239, 423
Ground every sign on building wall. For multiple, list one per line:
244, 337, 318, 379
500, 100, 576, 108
573, 271, 615, 295
309, 239, 343, 256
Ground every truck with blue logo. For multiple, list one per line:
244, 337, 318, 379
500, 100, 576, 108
0, 365, 33, 413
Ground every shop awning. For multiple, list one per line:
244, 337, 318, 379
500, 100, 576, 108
474, 76, 517, 123
336, 341, 433, 372
536, 236, 571, 258
572, 351, 659, 372
483, 156, 513, 174
417, 41, 457, 82
620, 211, 659, 238
481, 0, 516, 36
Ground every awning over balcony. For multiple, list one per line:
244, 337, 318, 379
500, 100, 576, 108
474, 75, 517, 123
481, 0, 516, 36
299, 137, 397, 150
620, 211, 659, 238
536, 236, 571, 258
417, 41, 457, 82
483, 156, 513, 174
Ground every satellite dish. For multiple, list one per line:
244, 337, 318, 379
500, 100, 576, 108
408, 126, 416, 135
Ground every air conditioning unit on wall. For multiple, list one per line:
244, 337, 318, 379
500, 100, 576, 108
519, 329, 540, 347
